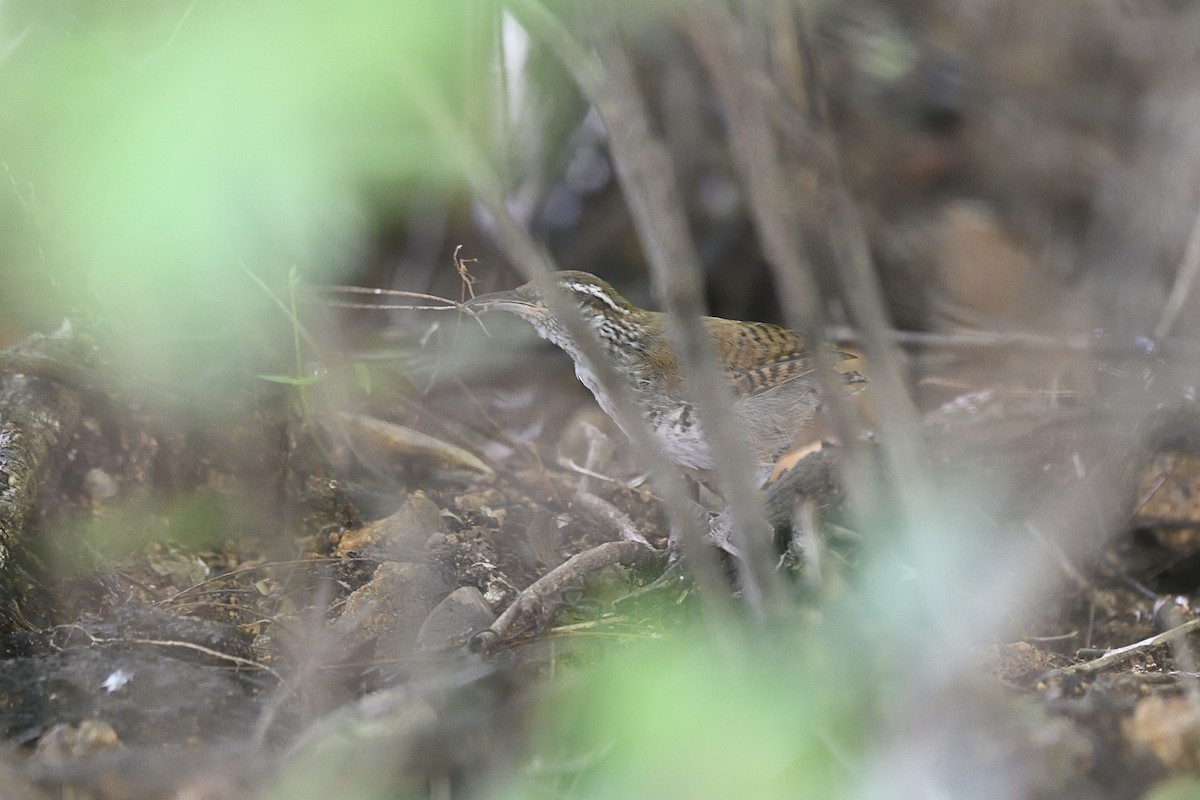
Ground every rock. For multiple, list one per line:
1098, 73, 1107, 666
275, 688, 441, 800
336, 562, 447, 658
32, 720, 121, 764
82, 468, 118, 502
336, 492, 446, 561
415, 587, 495, 651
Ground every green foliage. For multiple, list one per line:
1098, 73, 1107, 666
1144, 776, 1200, 800
0, 0, 472, 374
62, 492, 234, 565
502, 620, 870, 800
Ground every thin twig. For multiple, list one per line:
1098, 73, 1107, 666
573, 490, 652, 546
315, 285, 466, 305
241, 263, 326, 357
454, 244, 481, 302
1023, 521, 1098, 600
827, 325, 1091, 352
1155, 206, 1200, 339
311, 282, 489, 336
81, 633, 282, 681
1022, 631, 1079, 644
318, 301, 466, 312
1051, 617, 1200, 678
1161, 605, 1200, 710
559, 458, 626, 487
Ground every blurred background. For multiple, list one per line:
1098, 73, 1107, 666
4, 1, 1200, 798
5, 1, 1199, 357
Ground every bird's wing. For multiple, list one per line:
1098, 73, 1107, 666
645, 316, 862, 397
704, 317, 860, 398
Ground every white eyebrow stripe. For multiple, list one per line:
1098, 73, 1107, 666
566, 281, 627, 313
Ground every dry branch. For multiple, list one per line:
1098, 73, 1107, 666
471, 540, 662, 653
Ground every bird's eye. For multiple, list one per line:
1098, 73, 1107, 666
564, 282, 620, 314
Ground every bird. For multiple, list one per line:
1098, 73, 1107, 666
466, 271, 865, 479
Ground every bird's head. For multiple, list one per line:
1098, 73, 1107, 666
466, 271, 642, 353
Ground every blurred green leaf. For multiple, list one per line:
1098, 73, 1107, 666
353, 360, 372, 395
64, 492, 233, 565
501, 626, 868, 800
0, 0, 474, 376
257, 372, 327, 386
1143, 776, 1200, 800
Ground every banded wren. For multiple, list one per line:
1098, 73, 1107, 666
467, 271, 865, 477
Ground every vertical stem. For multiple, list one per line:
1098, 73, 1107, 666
395, 63, 741, 625
509, 0, 784, 617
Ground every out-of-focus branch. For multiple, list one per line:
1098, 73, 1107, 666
393, 62, 737, 622
590, 29, 783, 617
679, 4, 867, 452
680, 7, 818, 331
1155, 206, 1200, 339
790, 8, 934, 532
506, 0, 783, 617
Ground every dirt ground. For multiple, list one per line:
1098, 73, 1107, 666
3, 326, 1200, 798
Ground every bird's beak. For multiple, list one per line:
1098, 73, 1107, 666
464, 288, 547, 317
462, 289, 512, 311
